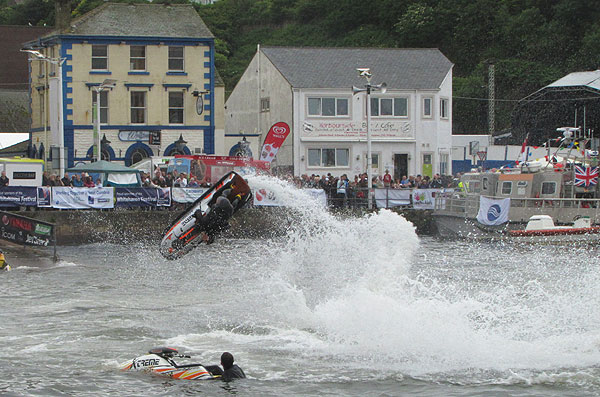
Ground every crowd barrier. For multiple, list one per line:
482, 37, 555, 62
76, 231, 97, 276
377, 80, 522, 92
0, 186, 453, 210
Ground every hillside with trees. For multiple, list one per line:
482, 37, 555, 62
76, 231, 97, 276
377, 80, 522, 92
2, 0, 600, 135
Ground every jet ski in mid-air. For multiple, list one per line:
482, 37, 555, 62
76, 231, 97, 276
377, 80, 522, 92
159, 171, 252, 260
119, 347, 221, 380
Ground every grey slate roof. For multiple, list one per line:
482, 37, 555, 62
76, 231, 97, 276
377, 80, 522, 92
48, 3, 213, 38
261, 46, 453, 90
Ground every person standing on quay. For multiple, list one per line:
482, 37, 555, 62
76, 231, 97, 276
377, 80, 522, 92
0, 171, 9, 187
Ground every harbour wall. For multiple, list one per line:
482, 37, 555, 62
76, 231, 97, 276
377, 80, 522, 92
12, 208, 436, 245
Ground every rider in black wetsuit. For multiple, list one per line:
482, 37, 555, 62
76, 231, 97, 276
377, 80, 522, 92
193, 189, 241, 244
205, 352, 246, 380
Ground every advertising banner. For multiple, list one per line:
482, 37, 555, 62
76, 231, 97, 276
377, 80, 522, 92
412, 189, 445, 210
253, 187, 326, 207
37, 187, 52, 207
259, 122, 291, 163
477, 196, 510, 226
300, 119, 413, 140
375, 188, 411, 208
157, 188, 171, 207
0, 187, 38, 207
172, 187, 208, 203
0, 211, 54, 247
115, 188, 171, 207
52, 187, 114, 209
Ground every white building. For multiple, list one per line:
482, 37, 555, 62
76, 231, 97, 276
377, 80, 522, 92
226, 46, 454, 179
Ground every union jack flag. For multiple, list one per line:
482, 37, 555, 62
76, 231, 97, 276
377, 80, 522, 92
574, 165, 599, 187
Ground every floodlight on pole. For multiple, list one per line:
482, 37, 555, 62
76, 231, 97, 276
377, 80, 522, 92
21, 48, 67, 177
352, 68, 386, 210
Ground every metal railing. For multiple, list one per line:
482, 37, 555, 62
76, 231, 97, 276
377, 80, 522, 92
434, 192, 600, 223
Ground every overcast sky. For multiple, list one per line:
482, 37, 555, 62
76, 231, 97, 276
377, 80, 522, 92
0, 133, 29, 149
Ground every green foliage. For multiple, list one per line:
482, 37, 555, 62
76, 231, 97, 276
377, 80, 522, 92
4, 0, 600, 134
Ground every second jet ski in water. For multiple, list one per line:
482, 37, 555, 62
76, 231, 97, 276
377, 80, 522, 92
119, 347, 221, 380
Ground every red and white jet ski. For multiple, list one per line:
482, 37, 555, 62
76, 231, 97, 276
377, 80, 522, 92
119, 347, 219, 380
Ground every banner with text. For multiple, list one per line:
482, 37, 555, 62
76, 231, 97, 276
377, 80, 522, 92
172, 187, 208, 203
0, 211, 54, 247
260, 122, 291, 163
115, 187, 171, 207
0, 187, 38, 207
375, 188, 411, 208
52, 187, 114, 209
37, 187, 52, 207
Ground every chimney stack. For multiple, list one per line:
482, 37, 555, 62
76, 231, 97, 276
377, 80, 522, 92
55, 0, 71, 32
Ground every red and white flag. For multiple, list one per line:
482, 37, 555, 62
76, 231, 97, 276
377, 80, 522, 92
260, 122, 290, 163
516, 133, 529, 164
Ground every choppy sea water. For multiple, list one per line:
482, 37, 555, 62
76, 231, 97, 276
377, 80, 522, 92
1, 176, 600, 396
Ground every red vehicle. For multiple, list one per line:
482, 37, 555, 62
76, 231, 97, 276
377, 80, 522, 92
170, 155, 270, 184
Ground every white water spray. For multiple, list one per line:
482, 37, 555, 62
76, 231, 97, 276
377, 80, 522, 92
239, 175, 600, 381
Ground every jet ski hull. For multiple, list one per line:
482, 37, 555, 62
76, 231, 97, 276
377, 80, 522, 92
159, 171, 252, 259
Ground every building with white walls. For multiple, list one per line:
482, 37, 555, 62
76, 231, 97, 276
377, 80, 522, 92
226, 46, 453, 179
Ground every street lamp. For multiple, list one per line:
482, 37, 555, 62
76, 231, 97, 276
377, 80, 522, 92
21, 48, 66, 177
93, 79, 116, 161
175, 134, 187, 154
352, 68, 387, 209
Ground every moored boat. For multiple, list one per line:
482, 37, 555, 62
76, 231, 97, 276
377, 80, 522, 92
507, 215, 600, 243
434, 127, 600, 239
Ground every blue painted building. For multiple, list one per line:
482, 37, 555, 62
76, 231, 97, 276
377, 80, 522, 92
24, 2, 225, 171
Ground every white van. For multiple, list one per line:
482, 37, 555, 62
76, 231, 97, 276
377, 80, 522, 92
0, 157, 45, 186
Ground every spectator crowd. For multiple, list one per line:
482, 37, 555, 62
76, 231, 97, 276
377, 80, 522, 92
9, 167, 457, 209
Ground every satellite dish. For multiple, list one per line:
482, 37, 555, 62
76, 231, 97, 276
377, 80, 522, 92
379, 82, 387, 94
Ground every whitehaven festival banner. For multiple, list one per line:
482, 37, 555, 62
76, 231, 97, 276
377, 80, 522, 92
52, 187, 114, 209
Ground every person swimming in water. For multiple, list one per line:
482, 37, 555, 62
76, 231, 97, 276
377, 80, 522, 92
204, 352, 246, 380
0, 249, 11, 271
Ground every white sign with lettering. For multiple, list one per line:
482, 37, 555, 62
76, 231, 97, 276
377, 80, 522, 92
300, 120, 413, 140
118, 131, 151, 142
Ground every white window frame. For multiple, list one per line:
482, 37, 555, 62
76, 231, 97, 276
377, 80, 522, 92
49, 46, 56, 76
130, 45, 146, 71
440, 97, 449, 119
439, 152, 449, 175
260, 97, 270, 112
371, 96, 409, 118
168, 91, 184, 125
130, 91, 147, 124
364, 152, 381, 171
168, 46, 184, 71
307, 147, 350, 168
307, 97, 349, 117
501, 181, 512, 195
39, 92, 44, 125
541, 181, 557, 196
422, 97, 433, 118
91, 45, 108, 71
92, 90, 109, 124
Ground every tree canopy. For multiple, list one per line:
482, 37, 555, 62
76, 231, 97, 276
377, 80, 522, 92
3, 0, 599, 134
